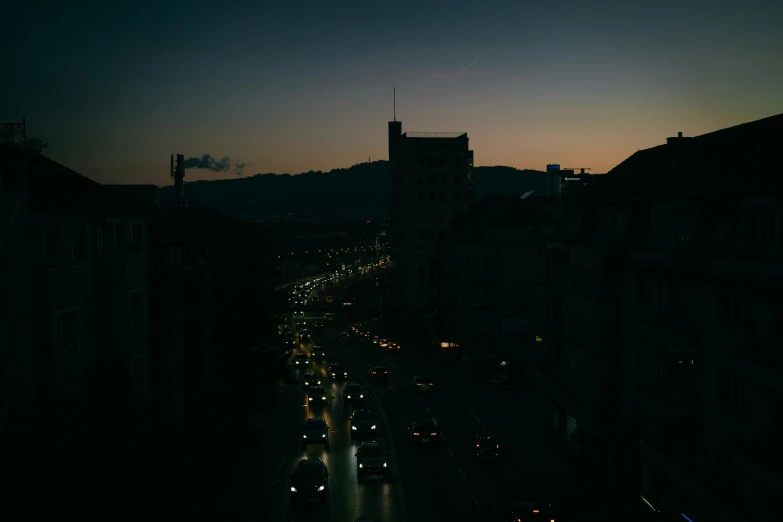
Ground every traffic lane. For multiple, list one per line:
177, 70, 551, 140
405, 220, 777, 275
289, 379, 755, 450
414, 384, 582, 512
262, 365, 406, 522
351, 370, 483, 522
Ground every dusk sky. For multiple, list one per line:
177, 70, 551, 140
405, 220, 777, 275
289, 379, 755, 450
4, 0, 782, 185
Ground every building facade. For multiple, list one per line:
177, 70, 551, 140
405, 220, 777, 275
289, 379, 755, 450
438, 195, 560, 360
388, 120, 474, 310
530, 114, 783, 522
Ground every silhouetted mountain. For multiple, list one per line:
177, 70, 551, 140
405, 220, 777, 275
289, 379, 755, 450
157, 161, 547, 223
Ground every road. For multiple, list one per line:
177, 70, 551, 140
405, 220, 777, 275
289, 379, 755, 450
259, 338, 408, 522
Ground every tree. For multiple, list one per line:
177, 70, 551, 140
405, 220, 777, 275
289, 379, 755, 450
0, 124, 49, 154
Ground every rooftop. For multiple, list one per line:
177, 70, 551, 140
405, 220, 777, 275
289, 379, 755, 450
576, 112, 783, 204
403, 132, 467, 138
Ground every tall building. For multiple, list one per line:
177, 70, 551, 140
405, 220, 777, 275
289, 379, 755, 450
388, 120, 474, 310
531, 113, 783, 522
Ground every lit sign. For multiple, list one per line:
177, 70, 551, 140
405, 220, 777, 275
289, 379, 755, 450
546, 164, 561, 170
565, 177, 581, 181
343, 302, 352, 306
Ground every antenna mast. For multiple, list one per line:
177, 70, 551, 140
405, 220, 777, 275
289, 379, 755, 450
393, 87, 396, 121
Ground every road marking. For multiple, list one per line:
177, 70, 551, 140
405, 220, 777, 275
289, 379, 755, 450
432, 418, 438, 425
417, 398, 424, 403
458, 468, 467, 481
424, 407, 430, 413
448, 448, 455, 458
450, 393, 486, 429
472, 495, 482, 513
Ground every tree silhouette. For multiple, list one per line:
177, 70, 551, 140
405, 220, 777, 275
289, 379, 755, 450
0, 125, 49, 154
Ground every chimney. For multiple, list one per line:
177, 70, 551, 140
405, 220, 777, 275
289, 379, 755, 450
678, 131, 683, 138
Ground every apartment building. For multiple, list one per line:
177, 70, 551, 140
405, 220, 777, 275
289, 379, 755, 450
0, 146, 157, 432
438, 195, 560, 360
531, 113, 783, 522
388, 119, 474, 311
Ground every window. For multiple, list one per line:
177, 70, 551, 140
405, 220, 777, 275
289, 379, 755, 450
455, 193, 461, 202
744, 206, 774, 249
419, 174, 425, 185
719, 370, 744, 417
718, 291, 745, 329
131, 223, 143, 254
428, 174, 435, 184
430, 193, 435, 201
439, 157, 445, 165
453, 175, 461, 184
42, 224, 58, 255
418, 193, 425, 202
429, 229, 436, 240
428, 157, 436, 166
455, 157, 461, 165
439, 174, 446, 184
439, 193, 445, 202
57, 308, 79, 356
130, 290, 144, 326
419, 265, 426, 283
71, 223, 87, 260
132, 355, 148, 394
418, 229, 425, 239
674, 206, 690, 243
418, 156, 425, 166
97, 224, 104, 250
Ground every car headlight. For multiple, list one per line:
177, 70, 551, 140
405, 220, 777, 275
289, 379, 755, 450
360, 394, 364, 398
371, 425, 376, 430
359, 463, 363, 468
322, 434, 326, 438
352, 426, 357, 430
308, 397, 313, 401
290, 487, 297, 492
383, 462, 387, 467
318, 485, 325, 491
344, 372, 348, 376
347, 395, 351, 399
302, 435, 307, 438
321, 396, 326, 400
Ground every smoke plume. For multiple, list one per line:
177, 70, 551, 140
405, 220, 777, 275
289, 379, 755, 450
183, 154, 246, 176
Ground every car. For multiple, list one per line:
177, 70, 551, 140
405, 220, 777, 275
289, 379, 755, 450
300, 329, 312, 343
371, 335, 380, 344
413, 375, 434, 392
301, 417, 329, 450
293, 354, 310, 366
350, 409, 378, 439
408, 421, 440, 446
313, 321, 325, 329
369, 366, 388, 382
311, 296, 321, 303
378, 338, 389, 348
343, 383, 365, 406
475, 434, 499, 458
307, 387, 328, 408
387, 341, 401, 352
355, 441, 391, 482
339, 331, 351, 342
329, 364, 349, 380
289, 457, 329, 504
302, 372, 321, 387
504, 500, 557, 521
312, 346, 326, 360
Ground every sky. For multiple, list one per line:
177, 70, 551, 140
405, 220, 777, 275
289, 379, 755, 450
3, 0, 782, 185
